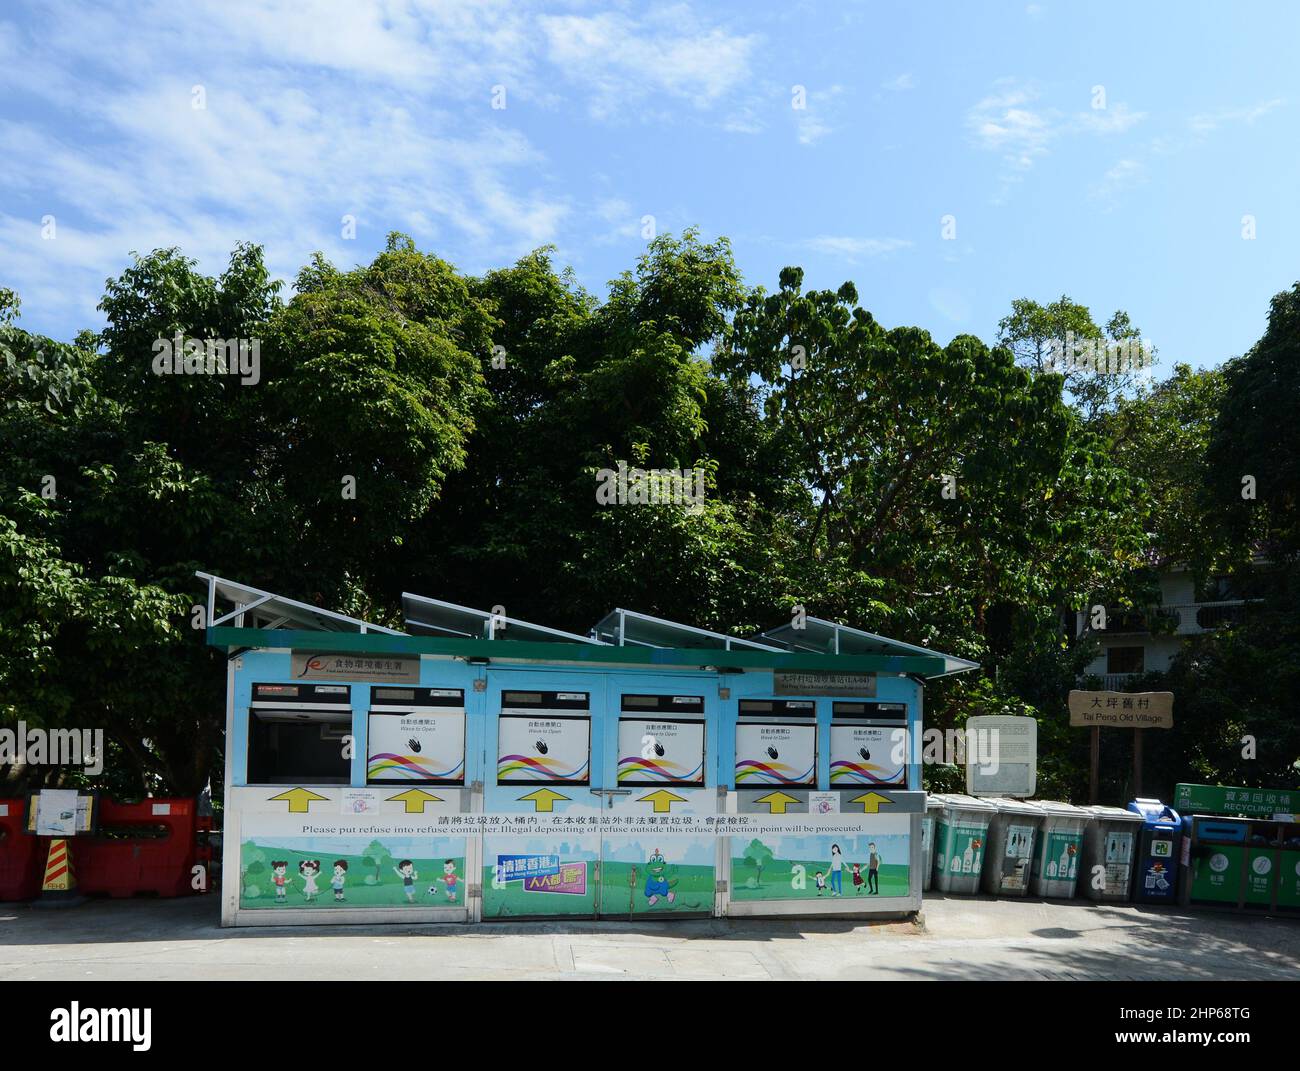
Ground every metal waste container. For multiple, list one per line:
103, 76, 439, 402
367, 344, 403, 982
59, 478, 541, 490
1127, 798, 1181, 903
1080, 805, 1143, 901
981, 798, 1041, 897
930, 793, 997, 894
1030, 800, 1089, 898
921, 795, 945, 892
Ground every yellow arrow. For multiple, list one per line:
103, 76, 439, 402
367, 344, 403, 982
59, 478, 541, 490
753, 790, 802, 814
268, 787, 329, 813
848, 791, 893, 813
637, 789, 688, 814
386, 789, 445, 813
518, 788, 570, 813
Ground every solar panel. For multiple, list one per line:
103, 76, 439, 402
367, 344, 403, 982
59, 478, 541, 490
756, 616, 979, 678
591, 608, 782, 651
402, 592, 605, 644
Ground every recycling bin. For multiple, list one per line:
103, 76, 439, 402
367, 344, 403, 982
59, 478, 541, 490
930, 793, 997, 895
1278, 823, 1300, 912
921, 795, 945, 891
1126, 798, 1181, 903
1079, 805, 1143, 901
1030, 801, 1089, 898
980, 798, 1041, 897
1187, 816, 1259, 906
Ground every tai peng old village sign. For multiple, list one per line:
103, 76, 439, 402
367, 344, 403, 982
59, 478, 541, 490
1069, 689, 1174, 802
1067, 690, 1174, 729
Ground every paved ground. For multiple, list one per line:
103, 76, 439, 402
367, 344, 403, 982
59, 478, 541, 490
1, 894, 1297, 980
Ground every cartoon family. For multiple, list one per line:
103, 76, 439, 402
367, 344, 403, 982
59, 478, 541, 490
815, 843, 882, 896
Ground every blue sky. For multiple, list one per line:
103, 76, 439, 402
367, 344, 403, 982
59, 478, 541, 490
2, 0, 1297, 372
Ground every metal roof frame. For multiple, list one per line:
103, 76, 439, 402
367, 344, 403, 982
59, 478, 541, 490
196, 572, 403, 635
591, 608, 782, 652
196, 574, 977, 679
403, 592, 605, 645
206, 625, 949, 675
756, 616, 979, 679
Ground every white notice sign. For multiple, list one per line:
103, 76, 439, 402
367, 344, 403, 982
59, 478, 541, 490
965, 715, 1037, 797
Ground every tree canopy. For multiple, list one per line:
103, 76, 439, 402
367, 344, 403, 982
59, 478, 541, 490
2, 231, 1296, 802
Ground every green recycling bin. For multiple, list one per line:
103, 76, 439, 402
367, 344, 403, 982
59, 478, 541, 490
930, 793, 997, 894
981, 798, 1041, 897
1278, 824, 1300, 912
1080, 805, 1143, 901
1030, 800, 1089, 898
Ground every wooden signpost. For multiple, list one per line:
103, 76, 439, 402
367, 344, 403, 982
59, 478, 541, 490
1068, 690, 1174, 803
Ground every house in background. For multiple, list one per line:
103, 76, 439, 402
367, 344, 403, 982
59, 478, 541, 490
1075, 564, 1264, 689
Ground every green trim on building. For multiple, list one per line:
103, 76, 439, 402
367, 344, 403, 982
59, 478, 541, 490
206, 626, 947, 675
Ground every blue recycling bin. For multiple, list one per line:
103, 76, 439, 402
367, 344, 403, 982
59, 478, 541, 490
1127, 798, 1182, 903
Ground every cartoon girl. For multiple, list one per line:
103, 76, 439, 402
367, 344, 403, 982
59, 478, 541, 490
851, 861, 865, 894
428, 859, 459, 903
829, 844, 845, 896
270, 860, 289, 903
331, 860, 348, 902
393, 859, 418, 903
299, 859, 321, 903
814, 870, 827, 895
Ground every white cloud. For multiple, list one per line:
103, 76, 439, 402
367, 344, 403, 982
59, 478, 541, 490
882, 73, 915, 92
1188, 98, 1284, 134
0, 1, 759, 335
1091, 159, 1147, 202
538, 10, 757, 119
791, 84, 845, 146
1077, 102, 1146, 134
804, 236, 912, 260
967, 83, 1058, 171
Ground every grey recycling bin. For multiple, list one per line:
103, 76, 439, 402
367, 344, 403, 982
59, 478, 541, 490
921, 794, 946, 891
981, 798, 1042, 897
1030, 800, 1090, 898
930, 793, 997, 894
1079, 805, 1143, 902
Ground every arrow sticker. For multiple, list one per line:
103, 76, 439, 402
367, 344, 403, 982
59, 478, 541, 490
847, 791, 892, 813
517, 788, 571, 813
386, 789, 445, 813
637, 789, 688, 814
753, 790, 801, 814
268, 788, 329, 813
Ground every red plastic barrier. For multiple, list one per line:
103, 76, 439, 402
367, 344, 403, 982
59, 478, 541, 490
70, 798, 205, 898
0, 799, 41, 901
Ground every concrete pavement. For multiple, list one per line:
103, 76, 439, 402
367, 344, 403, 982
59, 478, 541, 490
1, 894, 1297, 980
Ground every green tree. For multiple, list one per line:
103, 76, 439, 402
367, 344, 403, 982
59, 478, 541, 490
1205, 282, 1300, 561
742, 839, 774, 885
997, 295, 1148, 419
363, 840, 393, 884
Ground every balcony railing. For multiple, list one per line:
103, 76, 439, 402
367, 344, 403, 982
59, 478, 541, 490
1077, 599, 1260, 637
